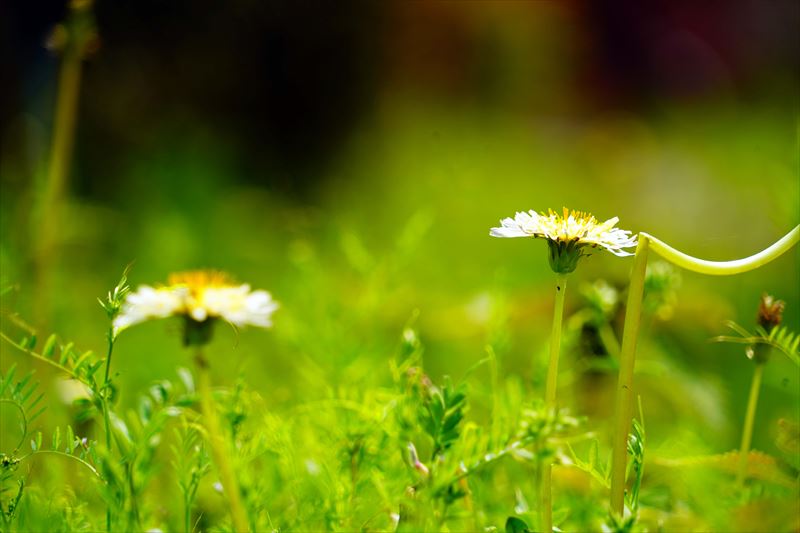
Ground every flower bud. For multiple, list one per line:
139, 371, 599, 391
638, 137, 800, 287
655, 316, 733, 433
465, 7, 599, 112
748, 294, 785, 364
757, 294, 784, 333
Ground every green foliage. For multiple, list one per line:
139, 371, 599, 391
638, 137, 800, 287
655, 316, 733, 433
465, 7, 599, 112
714, 321, 800, 365
567, 439, 610, 488
0, 368, 98, 531
417, 375, 467, 461
1, 26, 798, 530
171, 423, 210, 533
1, 326, 103, 390
1, 258, 798, 532
1, 366, 45, 444
97, 267, 131, 322
625, 406, 646, 514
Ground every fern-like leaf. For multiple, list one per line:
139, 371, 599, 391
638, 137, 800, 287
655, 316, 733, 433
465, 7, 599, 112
1, 326, 102, 389
713, 321, 800, 365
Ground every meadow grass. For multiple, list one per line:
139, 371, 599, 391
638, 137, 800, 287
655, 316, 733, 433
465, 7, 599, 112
0, 75, 798, 532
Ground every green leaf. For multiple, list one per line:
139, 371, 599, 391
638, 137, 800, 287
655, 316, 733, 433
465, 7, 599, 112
429, 392, 445, 424
42, 334, 58, 358
72, 351, 95, 372
505, 516, 532, 533
59, 343, 74, 366
177, 367, 194, 393
15, 374, 32, 400
0, 364, 18, 396
86, 361, 105, 378
442, 411, 463, 434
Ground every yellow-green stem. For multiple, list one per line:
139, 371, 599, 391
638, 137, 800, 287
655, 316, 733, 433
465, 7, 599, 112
598, 323, 621, 360
195, 350, 250, 532
33, 18, 86, 324
643, 225, 798, 276
610, 236, 650, 516
610, 225, 798, 516
736, 362, 764, 488
545, 274, 568, 407
541, 273, 567, 533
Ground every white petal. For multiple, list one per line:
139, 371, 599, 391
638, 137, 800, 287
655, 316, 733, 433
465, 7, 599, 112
113, 285, 183, 335
490, 226, 529, 238
490, 213, 540, 238
200, 285, 278, 328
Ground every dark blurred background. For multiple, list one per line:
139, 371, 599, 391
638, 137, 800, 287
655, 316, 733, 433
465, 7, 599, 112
3, 0, 797, 196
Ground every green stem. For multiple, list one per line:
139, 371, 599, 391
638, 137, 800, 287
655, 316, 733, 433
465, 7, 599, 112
127, 461, 140, 531
100, 328, 114, 531
610, 236, 650, 516
545, 274, 568, 407
737, 362, 764, 488
185, 494, 192, 533
0, 399, 28, 451
19, 449, 101, 479
487, 346, 500, 448
194, 349, 250, 532
102, 330, 114, 532
597, 323, 621, 361
541, 273, 567, 533
103, 334, 114, 393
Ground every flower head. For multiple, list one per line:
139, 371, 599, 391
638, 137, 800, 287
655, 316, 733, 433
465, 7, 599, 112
113, 270, 279, 344
490, 207, 637, 273
746, 293, 786, 364
757, 293, 784, 334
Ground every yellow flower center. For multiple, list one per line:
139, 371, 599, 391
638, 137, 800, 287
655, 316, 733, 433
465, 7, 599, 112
167, 270, 234, 296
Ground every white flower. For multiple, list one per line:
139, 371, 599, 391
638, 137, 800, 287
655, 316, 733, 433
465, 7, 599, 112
490, 208, 637, 273
491, 208, 637, 256
113, 270, 279, 336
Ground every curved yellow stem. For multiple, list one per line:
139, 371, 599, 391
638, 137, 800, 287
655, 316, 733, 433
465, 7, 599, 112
610, 225, 798, 516
644, 225, 798, 276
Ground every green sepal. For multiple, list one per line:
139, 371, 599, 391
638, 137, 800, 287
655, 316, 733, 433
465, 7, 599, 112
546, 238, 587, 274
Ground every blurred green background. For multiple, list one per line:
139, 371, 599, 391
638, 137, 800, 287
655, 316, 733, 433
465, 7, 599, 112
1, 0, 798, 498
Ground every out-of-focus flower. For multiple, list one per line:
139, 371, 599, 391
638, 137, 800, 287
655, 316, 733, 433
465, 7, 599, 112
113, 270, 278, 337
757, 294, 784, 333
490, 208, 636, 273
643, 261, 681, 320
581, 279, 619, 322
